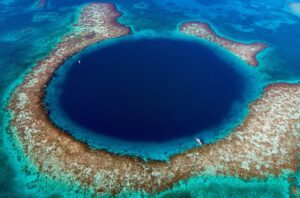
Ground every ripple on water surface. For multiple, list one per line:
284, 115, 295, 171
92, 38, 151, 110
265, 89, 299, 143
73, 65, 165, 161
45, 38, 252, 159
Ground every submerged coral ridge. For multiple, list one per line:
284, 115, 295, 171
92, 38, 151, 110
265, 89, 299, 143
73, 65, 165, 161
289, 2, 300, 16
180, 22, 267, 66
8, 2, 300, 196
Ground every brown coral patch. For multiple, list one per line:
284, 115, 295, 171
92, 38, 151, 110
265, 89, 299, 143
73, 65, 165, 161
180, 22, 268, 66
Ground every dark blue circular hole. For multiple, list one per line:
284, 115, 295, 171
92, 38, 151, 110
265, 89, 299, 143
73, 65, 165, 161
49, 38, 245, 142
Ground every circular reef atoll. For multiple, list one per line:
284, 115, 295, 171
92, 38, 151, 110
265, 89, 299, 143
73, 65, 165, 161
8, 2, 300, 196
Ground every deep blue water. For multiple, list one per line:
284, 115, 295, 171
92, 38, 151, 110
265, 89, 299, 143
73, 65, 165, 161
46, 38, 245, 143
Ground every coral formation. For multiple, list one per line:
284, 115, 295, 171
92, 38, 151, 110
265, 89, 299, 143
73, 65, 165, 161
180, 22, 267, 66
289, 2, 300, 16
8, 3, 299, 195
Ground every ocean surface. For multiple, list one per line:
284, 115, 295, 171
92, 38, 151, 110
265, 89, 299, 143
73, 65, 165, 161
0, 0, 299, 197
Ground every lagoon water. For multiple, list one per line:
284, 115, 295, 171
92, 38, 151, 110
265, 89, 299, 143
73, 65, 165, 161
46, 38, 245, 143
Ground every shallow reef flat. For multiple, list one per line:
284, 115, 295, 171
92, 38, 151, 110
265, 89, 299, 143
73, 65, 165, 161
36, 0, 47, 9
180, 22, 267, 66
289, 2, 300, 16
8, 2, 300, 196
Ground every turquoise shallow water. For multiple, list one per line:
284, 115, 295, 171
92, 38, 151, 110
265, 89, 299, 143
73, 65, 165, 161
0, 0, 299, 197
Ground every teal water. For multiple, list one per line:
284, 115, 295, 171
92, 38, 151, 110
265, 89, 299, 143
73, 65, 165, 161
0, 0, 299, 197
